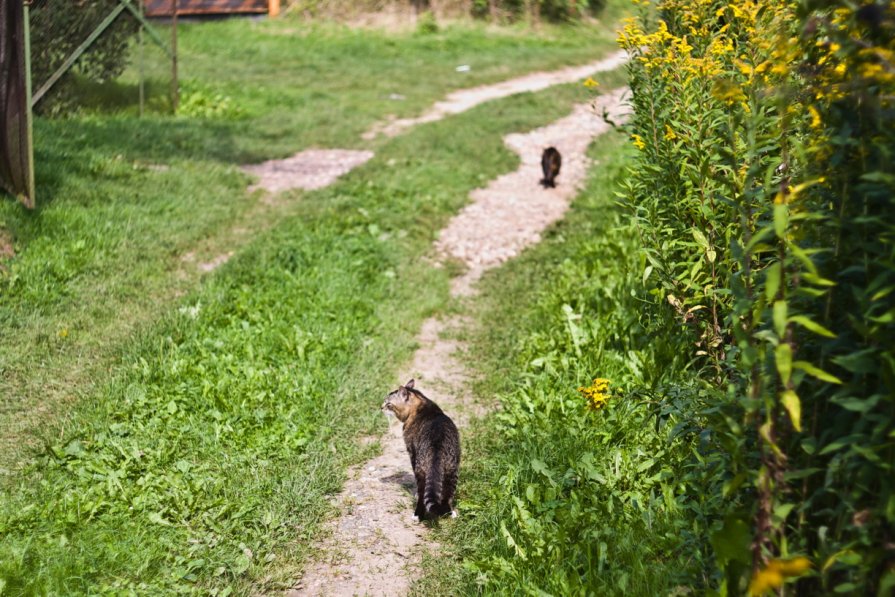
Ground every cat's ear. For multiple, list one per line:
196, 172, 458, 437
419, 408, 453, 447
405, 379, 415, 390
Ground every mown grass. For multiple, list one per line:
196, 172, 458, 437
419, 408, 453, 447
416, 133, 720, 595
0, 20, 627, 592
0, 15, 623, 476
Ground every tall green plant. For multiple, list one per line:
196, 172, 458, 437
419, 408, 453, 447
619, 0, 894, 593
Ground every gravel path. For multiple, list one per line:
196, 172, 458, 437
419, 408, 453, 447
243, 149, 376, 195
289, 87, 629, 597
362, 50, 628, 140
438, 87, 630, 294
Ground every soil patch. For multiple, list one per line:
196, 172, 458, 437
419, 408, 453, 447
0, 228, 14, 264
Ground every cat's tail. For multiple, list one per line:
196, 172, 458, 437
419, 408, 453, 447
423, 457, 447, 516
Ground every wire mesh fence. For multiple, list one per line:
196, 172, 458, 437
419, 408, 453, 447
2, 0, 285, 208
0, 0, 180, 207
28, 0, 177, 116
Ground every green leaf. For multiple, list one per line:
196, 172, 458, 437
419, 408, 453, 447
788, 244, 818, 275
642, 265, 653, 285
832, 349, 878, 374
832, 395, 880, 414
789, 315, 836, 338
776, 343, 793, 384
773, 300, 788, 337
781, 390, 802, 432
774, 204, 788, 238
710, 514, 751, 566
692, 228, 709, 249
800, 272, 836, 287
148, 512, 171, 526
793, 360, 843, 384
530, 459, 554, 484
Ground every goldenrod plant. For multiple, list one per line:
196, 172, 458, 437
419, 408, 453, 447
620, 0, 894, 593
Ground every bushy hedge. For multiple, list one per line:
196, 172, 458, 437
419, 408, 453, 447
619, 0, 894, 593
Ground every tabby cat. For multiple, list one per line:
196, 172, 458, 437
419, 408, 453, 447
382, 379, 460, 520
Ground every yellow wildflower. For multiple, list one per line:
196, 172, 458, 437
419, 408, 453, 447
711, 79, 746, 104
631, 134, 646, 150
748, 566, 783, 595
577, 378, 612, 410
664, 124, 678, 141
808, 105, 822, 129
778, 557, 812, 576
583, 77, 599, 89
748, 557, 813, 596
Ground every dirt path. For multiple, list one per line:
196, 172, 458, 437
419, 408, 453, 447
362, 50, 627, 140
289, 88, 629, 596
242, 149, 376, 195
241, 51, 627, 198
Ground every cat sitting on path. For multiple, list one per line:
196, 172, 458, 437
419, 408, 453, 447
540, 146, 562, 188
382, 379, 460, 521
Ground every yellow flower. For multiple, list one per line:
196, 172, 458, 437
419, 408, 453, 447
58, 328, 69, 339
711, 80, 746, 104
577, 378, 612, 410
749, 566, 783, 595
583, 77, 600, 89
808, 105, 822, 129
664, 124, 678, 141
631, 134, 646, 150
749, 557, 813, 596
778, 557, 812, 576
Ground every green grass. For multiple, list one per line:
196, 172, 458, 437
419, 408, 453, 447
77, 17, 628, 157
0, 15, 623, 476
0, 14, 628, 592
414, 133, 720, 595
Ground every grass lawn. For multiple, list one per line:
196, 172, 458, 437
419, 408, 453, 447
0, 12, 626, 595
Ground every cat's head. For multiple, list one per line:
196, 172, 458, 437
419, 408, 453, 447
382, 379, 419, 421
